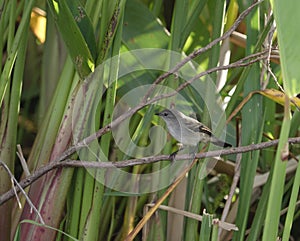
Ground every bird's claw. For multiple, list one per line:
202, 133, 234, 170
169, 150, 179, 161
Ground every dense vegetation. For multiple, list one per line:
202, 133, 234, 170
0, 0, 299, 240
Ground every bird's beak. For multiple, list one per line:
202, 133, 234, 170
155, 112, 161, 116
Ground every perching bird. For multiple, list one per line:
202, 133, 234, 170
156, 109, 232, 148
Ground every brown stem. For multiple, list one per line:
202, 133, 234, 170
1, 136, 299, 205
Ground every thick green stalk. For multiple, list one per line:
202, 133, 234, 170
263, 0, 300, 238
262, 98, 290, 241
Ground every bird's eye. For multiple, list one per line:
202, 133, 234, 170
163, 113, 168, 116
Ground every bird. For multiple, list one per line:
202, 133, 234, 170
155, 109, 232, 149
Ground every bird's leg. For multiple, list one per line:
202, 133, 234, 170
188, 146, 198, 160
186, 144, 207, 161
169, 150, 179, 161
169, 143, 184, 161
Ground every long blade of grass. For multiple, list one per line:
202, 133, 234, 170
47, 0, 95, 78
199, 210, 213, 241
262, 97, 290, 241
0, 6, 29, 239
271, 0, 300, 96
262, 0, 300, 239
0, 0, 35, 106
282, 161, 300, 241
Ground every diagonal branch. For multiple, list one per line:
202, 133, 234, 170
0, 160, 45, 224
54, 0, 266, 164
0, 51, 271, 206
58, 50, 269, 168
0, 0, 269, 208
142, 0, 264, 101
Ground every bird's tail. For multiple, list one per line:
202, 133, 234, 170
211, 137, 232, 148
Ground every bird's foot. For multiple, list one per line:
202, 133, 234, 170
169, 150, 179, 161
169, 143, 186, 161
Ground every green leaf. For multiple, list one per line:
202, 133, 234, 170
122, 0, 169, 49
47, 0, 95, 78
66, 0, 97, 60
271, 0, 300, 97
282, 161, 300, 241
262, 104, 290, 241
199, 210, 213, 241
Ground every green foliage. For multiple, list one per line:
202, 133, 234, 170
47, 0, 95, 78
0, 0, 299, 241
271, 0, 300, 97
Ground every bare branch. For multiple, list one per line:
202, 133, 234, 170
0, 160, 45, 224
143, 0, 264, 101
0, 0, 269, 209
16, 144, 30, 177
128, 52, 269, 111
0, 52, 271, 207
55, 0, 266, 164
61, 137, 300, 168
1, 137, 299, 205
219, 133, 242, 237
53, 50, 268, 168
146, 204, 238, 231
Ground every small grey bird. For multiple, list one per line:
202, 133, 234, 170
156, 109, 232, 148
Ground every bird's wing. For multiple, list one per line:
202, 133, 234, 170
181, 117, 213, 136
198, 124, 213, 136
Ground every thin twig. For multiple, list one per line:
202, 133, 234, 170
219, 133, 242, 237
262, 13, 300, 111
11, 178, 21, 209
142, 0, 264, 102
280, 200, 300, 216
0, 160, 45, 224
130, 52, 268, 112
1, 137, 299, 206
52, 50, 268, 168
125, 158, 198, 241
45, 0, 266, 168
175, 52, 268, 93
0, 0, 267, 208
16, 144, 30, 177
57, 1, 265, 162
62, 137, 299, 168
146, 204, 238, 231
